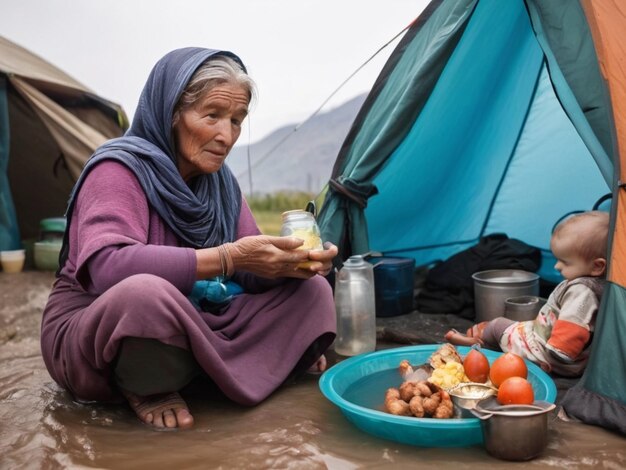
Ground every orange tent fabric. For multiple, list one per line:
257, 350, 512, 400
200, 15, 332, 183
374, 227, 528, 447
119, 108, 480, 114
581, 0, 626, 285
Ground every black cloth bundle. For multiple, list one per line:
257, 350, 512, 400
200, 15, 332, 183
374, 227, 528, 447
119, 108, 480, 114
416, 234, 542, 319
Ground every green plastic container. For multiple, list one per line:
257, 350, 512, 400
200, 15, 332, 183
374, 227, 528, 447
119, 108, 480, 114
39, 217, 66, 241
34, 240, 62, 270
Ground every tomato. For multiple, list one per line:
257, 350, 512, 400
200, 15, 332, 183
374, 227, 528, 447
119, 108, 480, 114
489, 352, 528, 387
463, 348, 490, 383
497, 376, 535, 405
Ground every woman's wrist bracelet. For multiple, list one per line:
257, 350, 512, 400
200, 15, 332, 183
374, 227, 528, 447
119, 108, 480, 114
224, 243, 235, 276
217, 245, 227, 279
218, 244, 235, 277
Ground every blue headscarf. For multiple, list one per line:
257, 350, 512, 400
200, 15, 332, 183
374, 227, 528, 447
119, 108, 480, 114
59, 48, 245, 268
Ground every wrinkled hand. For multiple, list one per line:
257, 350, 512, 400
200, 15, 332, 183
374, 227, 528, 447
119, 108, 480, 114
301, 241, 338, 277
228, 236, 337, 279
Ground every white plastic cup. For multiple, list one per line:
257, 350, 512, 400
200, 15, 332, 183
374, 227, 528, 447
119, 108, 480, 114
0, 249, 26, 273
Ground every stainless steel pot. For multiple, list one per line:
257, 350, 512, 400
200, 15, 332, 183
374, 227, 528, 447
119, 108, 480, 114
472, 270, 540, 322
471, 397, 556, 461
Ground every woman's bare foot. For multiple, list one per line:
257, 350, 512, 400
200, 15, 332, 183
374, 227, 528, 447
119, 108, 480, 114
307, 354, 327, 374
121, 390, 194, 429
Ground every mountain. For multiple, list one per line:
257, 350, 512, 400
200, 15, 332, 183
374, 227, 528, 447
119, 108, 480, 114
227, 93, 367, 195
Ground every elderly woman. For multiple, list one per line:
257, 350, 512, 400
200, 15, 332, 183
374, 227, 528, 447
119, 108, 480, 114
40, 48, 337, 430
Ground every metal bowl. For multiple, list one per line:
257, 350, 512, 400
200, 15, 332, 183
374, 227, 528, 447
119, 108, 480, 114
448, 382, 498, 417
472, 397, 556, 461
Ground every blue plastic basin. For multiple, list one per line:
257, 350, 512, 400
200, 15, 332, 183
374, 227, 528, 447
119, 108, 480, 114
319, 344, 557, 447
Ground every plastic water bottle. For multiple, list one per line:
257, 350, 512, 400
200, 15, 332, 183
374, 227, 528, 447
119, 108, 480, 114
334, 255, 377, 356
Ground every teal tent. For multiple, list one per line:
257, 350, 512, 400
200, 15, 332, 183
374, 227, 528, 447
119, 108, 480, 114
318, 0, 626, 433
0, 36, 128, 250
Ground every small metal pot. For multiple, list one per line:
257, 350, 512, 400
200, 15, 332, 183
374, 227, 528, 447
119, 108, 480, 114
471, 397, 556, 461
504, 295, 547, 321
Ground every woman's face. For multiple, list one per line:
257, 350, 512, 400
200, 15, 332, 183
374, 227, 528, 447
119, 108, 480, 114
173, 82, 249, 181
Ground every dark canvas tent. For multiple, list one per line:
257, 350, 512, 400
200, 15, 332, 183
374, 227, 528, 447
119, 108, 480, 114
318, 0, 625, 433
0, 36, 128, 250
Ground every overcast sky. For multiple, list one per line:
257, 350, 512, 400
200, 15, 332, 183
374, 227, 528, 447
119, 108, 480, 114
1, 0, 428, 145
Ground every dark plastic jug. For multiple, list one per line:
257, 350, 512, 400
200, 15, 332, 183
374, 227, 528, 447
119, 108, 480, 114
368, 256, 416, 317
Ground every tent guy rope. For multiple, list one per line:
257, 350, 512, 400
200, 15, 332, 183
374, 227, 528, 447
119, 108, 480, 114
236, 18, 418, 189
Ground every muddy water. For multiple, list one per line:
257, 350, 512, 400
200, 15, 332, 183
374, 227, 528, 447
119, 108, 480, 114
2, 352, 625, 469
1, 272, 625, 469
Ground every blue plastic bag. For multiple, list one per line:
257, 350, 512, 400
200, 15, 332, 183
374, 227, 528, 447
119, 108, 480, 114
188, 278, 243, 311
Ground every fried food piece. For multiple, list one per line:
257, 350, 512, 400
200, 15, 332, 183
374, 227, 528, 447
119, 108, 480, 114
432, 391, 454, 419
399, 380, 433, 402
429, 343, 463, 369
390, 380, 453, 418
409, 395, 425, 418
384, 388, 411, 416
398, 381, 418, 402
385, 387, 401, 404
385, 380, 454, 419
387, 399, 411, 416
422, 391, 441, 415
399, 360, 414, 380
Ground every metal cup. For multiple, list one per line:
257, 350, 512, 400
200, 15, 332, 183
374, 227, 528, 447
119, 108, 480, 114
504, 295, 546, 321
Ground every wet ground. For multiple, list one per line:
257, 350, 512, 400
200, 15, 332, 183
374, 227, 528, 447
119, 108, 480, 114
1, 271, 624, 469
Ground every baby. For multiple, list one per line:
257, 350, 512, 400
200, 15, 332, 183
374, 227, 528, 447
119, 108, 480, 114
445, 211, 609, 376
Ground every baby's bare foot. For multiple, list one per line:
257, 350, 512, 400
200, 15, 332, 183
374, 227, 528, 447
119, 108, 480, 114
122, 390, 194, 429
444, 329, 482, 347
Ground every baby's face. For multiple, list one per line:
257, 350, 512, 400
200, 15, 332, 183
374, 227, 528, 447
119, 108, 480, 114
550, 234, 597, 280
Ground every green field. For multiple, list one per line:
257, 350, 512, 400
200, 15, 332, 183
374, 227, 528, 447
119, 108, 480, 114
247, 191, 323, 235
252, 210, 283, 235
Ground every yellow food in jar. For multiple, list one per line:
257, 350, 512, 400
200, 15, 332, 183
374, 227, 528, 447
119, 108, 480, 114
290, 228, 323, 251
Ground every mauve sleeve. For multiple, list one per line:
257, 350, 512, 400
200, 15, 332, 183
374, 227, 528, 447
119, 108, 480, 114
87, 244, 196, 294
73, 161, 196, 294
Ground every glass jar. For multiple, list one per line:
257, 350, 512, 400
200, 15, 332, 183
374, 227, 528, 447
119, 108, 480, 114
280, 210, 323, 251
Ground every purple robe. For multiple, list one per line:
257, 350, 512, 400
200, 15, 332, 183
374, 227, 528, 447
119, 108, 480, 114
40, 160, 336, 405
